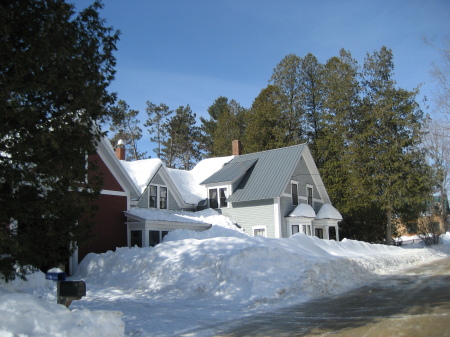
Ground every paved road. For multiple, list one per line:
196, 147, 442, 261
209, 257, 450, 337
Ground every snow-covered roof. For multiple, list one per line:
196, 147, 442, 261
119, 156, 233, 205
166, 156, 234, 204
316, 204, 343, 220
125, 207, 210, 224
120, 158, 163, 194
289, 203, 316, 218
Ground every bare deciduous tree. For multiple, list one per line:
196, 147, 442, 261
417, 216, 441, 245
423, 119, 450, 234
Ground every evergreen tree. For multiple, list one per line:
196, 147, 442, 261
144, 101, 172, 158
199, 96, 229, 156
200, 97, 246, 157
351, 46, 432, 243
299, 53, 325, 154
317, 50, 360, 209
0, 0, 119, 280
244, 85, 286, 153
211, 100, 247, 156
162, 105, 201, 169
110, 100, 146, 161
269, 54, 304, 143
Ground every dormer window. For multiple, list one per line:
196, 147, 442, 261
149, 185, 168, 209
208, 187, 228, 208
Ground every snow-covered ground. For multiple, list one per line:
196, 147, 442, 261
1, 210, 449, 337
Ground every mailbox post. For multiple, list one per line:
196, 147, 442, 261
46, 268, 86, 308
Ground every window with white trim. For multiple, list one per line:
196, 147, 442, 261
291, 182, 299, 206
148, 185, 168, 209
208, 187, 228, 208
292, 225, 300, 235
253, 228, 266, 237
149, 230, 169, 247
307, 186, 313, 207
303, 224, 311, 236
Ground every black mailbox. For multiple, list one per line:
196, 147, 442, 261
58, 281, 86, 299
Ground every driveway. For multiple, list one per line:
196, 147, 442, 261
207, 257, 450, 337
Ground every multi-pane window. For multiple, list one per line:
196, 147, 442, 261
219, 188, 227, 208
303, 225, 311, 236
292, 183, 299, 206
160, 187, 167, 209
149, 185, 157, 208
315, 228, 324, 239
209, 189, 218, 208
292, 225, 299, 235
254, 228, 265, 236
149, 230, 169, 247
307, 186, 313, 206
208, 187, 228, 208
149, 185, 168, 209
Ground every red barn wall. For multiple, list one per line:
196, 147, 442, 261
78, 194, 128, 263
89, 153, 124, 192
78, 153, 128, 263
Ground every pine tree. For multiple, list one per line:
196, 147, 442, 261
0, 0, 119, 280
351, 46, 432, 243
110, 100, 146, 160
269, 54, 304, 143
211, 100, 246, 157
144, 101, 172, 158
317, 50, 360, 208
199, 97, 229, 156
244, 85, 286, 153
299, 53, 325, 155
200, 97, 246, 157
162, 105, 201, 169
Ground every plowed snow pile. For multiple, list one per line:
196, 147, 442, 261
1, 210, 448, 336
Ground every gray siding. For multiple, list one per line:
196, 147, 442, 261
168, 192, 182, 210
152, 171, 165, 185
136, 169, 182, 210
137, 187, 149, 208
280, 195, 295, 237
294, 158, 317, 197
222, 199, 276, 238
291, 158, 323, 212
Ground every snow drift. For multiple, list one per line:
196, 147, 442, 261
75, 229, 443, 306
1, 219, 448, 336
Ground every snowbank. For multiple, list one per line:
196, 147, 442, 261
75, 231, 443, 306
1, 223, 447, 337
0, 269, 124, 337
442, 232, 450, 245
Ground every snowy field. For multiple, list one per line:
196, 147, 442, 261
1, 209, 450, 337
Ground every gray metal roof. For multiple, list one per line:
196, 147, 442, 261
220, 144, 306, 202
200, 158, 258, 184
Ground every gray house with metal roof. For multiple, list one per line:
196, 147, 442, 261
118, 140, 342, 244
200, 143, 341, 240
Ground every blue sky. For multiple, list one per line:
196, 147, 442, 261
76, 0, 449, 155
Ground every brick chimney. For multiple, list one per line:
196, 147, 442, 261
232, 140, 242, 156
115, 139, 125, 160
